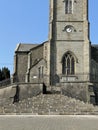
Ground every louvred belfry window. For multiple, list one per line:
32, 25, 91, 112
65, 0, 73, 14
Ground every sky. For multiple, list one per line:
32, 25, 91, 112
0, 0, 98, 74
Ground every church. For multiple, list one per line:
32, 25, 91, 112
13, 0, 98, 104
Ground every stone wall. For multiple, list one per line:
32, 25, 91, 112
29, 59, 47, 84
61, 82, 94, 103
0, 83, 43, 104
31, 44, 44, 66
43, 42, 50, 85
49, 0, 90, 85
56, 0, 85, 21
17, 83, 43, 100
56, 42, 84, 78
15, 53, 28, 82
28, 42, 50, 86
0, 85, 16, 104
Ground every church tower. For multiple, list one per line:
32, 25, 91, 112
49, 0, 92, 102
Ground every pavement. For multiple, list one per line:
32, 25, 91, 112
0, 115, 98, 130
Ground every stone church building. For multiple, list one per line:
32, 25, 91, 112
13, 0, 98, 104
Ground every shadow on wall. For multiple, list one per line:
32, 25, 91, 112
12, 83, 43, 103
43, 83, 47, 94
13, 85, 20, 103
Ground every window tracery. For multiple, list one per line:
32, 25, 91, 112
62, 52, 75, 75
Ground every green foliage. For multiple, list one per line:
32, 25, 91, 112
0, 69, 2, 81
0, 67, 10, 81
91, 47, 98, 63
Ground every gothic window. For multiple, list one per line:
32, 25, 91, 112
62, 52, 75, 75
65, 0, 73, 14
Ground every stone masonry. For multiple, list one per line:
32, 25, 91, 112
11, 0, 98, 104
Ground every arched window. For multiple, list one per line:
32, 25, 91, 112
62, 52, 75, 75
65, 0, 73, 14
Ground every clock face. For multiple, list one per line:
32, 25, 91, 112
65, 25, 73, 33
66, 27, 72, 32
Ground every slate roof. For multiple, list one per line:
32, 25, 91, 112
15, 43, 39, 52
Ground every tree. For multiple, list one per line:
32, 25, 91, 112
1, 67, 10, 80
0, 69, 2, 81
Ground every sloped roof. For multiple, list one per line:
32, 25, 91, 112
15, 43, 39, 52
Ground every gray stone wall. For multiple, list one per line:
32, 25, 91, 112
61, 83, 90, 103
31, 45, 44, 66
43, 42, 50, 84
56, 42, 84, 78
16, 53, 28, 82
56, 0, 84, 21
27, 42, 50, 85
0, 85, 16, 103
56, 22, 84, 41
29, 59, 46, 83
14, 42, 50, 85
17, 83, 43, 100
49, 0, 90, 86
0, 83, 43, 105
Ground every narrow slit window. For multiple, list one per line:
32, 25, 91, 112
42, 66, 44, 78
38, 67, 41, 78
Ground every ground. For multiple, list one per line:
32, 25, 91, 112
0, 115, 98, 130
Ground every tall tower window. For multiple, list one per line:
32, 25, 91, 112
62, 52, 75, 75
65, 0, 73, 14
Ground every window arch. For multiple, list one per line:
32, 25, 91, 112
62, 52, 75, 75
65, 0, 73, 14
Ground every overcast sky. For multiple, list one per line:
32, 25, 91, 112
0, 0, 98, 74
